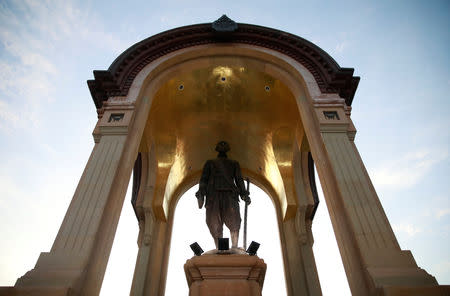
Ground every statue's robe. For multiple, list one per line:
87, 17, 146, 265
199, 156, 247, 237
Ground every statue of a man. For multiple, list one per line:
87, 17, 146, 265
195, 141, 251, 249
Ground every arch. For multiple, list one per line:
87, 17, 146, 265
87, 18, 359, 109
126, 47, 318, 220
124, 43, 325, 295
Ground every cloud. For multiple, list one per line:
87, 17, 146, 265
335, 41, 347, 53
0, 59, 52, 131
0, 1, 127, 132
371, 148, 448, 188
432, 261, 450, 276
0, 100, 20, 131
393, 223, 422, 237
437, 208, 450, 219
0, 174, 23, 213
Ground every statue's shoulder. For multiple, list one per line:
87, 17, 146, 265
210, 157, 239, 168
224, 158, 239, 168
227, 157, 238, 164
231, 159, 239, 166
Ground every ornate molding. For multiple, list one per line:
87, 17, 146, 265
88, 18, 360, 109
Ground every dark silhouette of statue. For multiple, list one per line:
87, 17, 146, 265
196, 141, 251, 249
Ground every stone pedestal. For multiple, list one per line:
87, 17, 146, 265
184, 254, 266, 296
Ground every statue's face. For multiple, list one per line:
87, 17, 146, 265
215, 141, 230, 153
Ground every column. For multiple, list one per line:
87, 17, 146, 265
277, 146, 322, 295
313, 106, 437, 295
130, 169, 172, 296
15, 107, 139, 296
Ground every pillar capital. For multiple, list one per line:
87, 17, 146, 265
313, 104, 356, 140
99, 109, 133, 134
92, 107, 134, 142
315, 107, 349, 132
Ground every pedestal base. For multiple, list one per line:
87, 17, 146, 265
184, 254, 266, 296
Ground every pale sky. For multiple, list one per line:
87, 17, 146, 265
0, 0, 449, 295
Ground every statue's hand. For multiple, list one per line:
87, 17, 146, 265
195, 191, 205, 209
197, 196, 205, 209
243, 195, 251, 205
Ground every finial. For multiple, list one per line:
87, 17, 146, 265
212, 15, 238, 32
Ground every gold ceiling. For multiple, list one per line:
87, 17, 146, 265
142, 57, 303, 219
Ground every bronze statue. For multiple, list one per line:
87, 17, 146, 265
196, 141, 251, 249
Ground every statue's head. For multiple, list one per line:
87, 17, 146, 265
215, 141, 230, 153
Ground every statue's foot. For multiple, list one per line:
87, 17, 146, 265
230, 247, 247, 254
203, 247, 246, 255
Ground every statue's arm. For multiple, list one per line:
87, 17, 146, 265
195, 161, 211, 208
198, 161, 211, 196
234, 161, 251, 204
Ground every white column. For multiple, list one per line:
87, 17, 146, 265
314, 106, 437, 294
15, 107, 140, 296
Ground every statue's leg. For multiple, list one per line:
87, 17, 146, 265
230, 230, 239, 248
223, 194, 241, 248
206, 198, 223, 249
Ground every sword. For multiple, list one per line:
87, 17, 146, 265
244, 177, 250, 250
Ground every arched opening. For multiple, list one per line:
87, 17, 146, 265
97, 172, 350, 295
166, 184, 286, 295
129, 46, 323, 295
98, 169, 351, 295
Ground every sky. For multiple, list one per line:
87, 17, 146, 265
0, 0, 449, 295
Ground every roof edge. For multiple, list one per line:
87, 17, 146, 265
88, 18, 359, 109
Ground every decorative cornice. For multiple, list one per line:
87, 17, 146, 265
88, 17, 359, 109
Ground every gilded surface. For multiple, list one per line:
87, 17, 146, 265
143, 57, 302, 219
